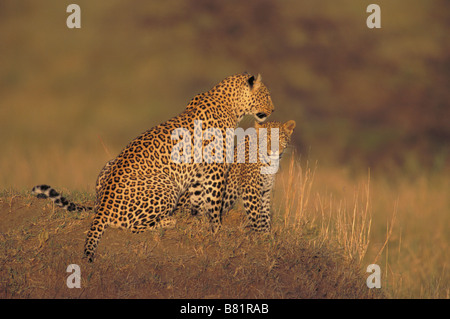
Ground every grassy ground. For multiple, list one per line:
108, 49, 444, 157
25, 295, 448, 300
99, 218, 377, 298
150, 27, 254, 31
0, 187, 377, 299
273, 154, 449, 298
1, 154, 447, 298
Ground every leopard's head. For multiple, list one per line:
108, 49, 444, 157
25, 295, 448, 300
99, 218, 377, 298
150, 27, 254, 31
210, 73, 275, 123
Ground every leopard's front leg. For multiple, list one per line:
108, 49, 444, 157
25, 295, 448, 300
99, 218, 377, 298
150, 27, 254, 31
201, 163, 228, 233
257, 186, 272, 232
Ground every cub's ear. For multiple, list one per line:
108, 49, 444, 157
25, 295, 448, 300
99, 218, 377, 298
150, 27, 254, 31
254, 121, 262, 129
283, 120, 296, 135
248, 73, 262, 90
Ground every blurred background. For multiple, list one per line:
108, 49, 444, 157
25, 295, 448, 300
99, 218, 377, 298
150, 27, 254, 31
0, 0, 449, 189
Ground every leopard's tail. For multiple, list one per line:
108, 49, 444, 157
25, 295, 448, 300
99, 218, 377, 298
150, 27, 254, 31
31, 185, 92, 212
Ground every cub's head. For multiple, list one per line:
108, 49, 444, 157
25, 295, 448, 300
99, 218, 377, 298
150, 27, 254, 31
255, 120, 296, 158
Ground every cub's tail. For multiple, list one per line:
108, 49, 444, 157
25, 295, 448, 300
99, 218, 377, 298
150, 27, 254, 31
32, 185, 92, 212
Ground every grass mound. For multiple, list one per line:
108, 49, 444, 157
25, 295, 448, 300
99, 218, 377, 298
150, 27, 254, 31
0, 192, 378, 299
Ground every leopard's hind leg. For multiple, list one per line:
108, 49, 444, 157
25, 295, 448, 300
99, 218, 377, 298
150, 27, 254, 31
83, 174, 180, 262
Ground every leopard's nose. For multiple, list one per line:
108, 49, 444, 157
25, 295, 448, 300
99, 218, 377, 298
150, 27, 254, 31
256, 112, 268, 121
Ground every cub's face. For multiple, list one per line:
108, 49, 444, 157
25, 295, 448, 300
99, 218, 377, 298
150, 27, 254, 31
255, 120, 296, 159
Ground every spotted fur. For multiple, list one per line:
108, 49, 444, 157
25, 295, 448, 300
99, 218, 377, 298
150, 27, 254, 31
33, 73, 275, 262
177, 120, 296, 232
31, 185, 91, 212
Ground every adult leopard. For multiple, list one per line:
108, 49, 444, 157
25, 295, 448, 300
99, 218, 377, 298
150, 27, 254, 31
33, 73, 275, 262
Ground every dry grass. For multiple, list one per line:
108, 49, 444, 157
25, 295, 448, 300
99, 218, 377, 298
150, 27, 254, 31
274, 153, 373, 264
272, 153, 449, 299
368, 175, 449, 298
1, 151, 448, 299
0, 189, 377, 299
0, 153, 384, 299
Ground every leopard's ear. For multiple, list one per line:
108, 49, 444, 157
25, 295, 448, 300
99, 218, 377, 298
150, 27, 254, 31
283, 120, 296, 135
248, 73, 262, 91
